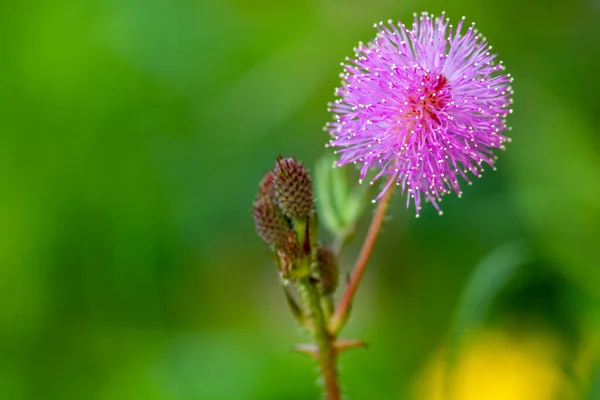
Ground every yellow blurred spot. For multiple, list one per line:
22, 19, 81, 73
414, 329, 573, 400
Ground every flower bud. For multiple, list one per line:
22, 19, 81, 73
274, 157, 314, 220
316, 243, 339, 296
277, 231, 302, 278
258, 171, 277, 202
251, 196, 289, 250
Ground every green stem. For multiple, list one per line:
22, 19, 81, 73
298, 278, 341, 400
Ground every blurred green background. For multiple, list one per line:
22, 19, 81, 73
1, 0, 599, 399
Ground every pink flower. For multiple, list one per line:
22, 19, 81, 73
325, 12, 513, 216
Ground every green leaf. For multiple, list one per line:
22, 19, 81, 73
314, 153, 370, 239
345, 181, 369, 225
330, 165, 350, 225
450, 241, 531, 347
509, 80, 600, 298
314, 155, 344, 235
444, 241, 531, 398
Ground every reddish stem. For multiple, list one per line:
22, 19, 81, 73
329, 178, 395, 333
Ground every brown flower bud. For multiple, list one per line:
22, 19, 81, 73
316, 244, 339, 295
274, 157, 314, 220
251, 196, 289, 249
277, 230, 302, 278
258, 171, 277, 202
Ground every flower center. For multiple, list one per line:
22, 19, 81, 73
404, 74, 451, 127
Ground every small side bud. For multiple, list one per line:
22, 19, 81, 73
251, 196, 289, 250
274, 157, 314, 220
316, 244, 339, 295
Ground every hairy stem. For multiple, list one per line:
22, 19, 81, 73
298, 278, 341, 400
329, 179, 395, 334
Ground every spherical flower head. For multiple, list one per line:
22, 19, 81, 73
325, 12, 514, 216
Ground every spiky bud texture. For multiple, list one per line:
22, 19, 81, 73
251, 196, 289, 250
258, 171, 277, 202
316, 244, 339, 296
274, 157, 314, 220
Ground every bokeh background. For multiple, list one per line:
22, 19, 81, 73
1, 0, 600, 399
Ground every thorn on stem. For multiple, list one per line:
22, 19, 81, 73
292, 344, 319, 359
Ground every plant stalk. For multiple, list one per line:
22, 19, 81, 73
298, 278, 341, 400
329, 178, 395, 334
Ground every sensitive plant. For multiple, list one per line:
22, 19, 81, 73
327, 12, 513, 216
252, 12, 513, 399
